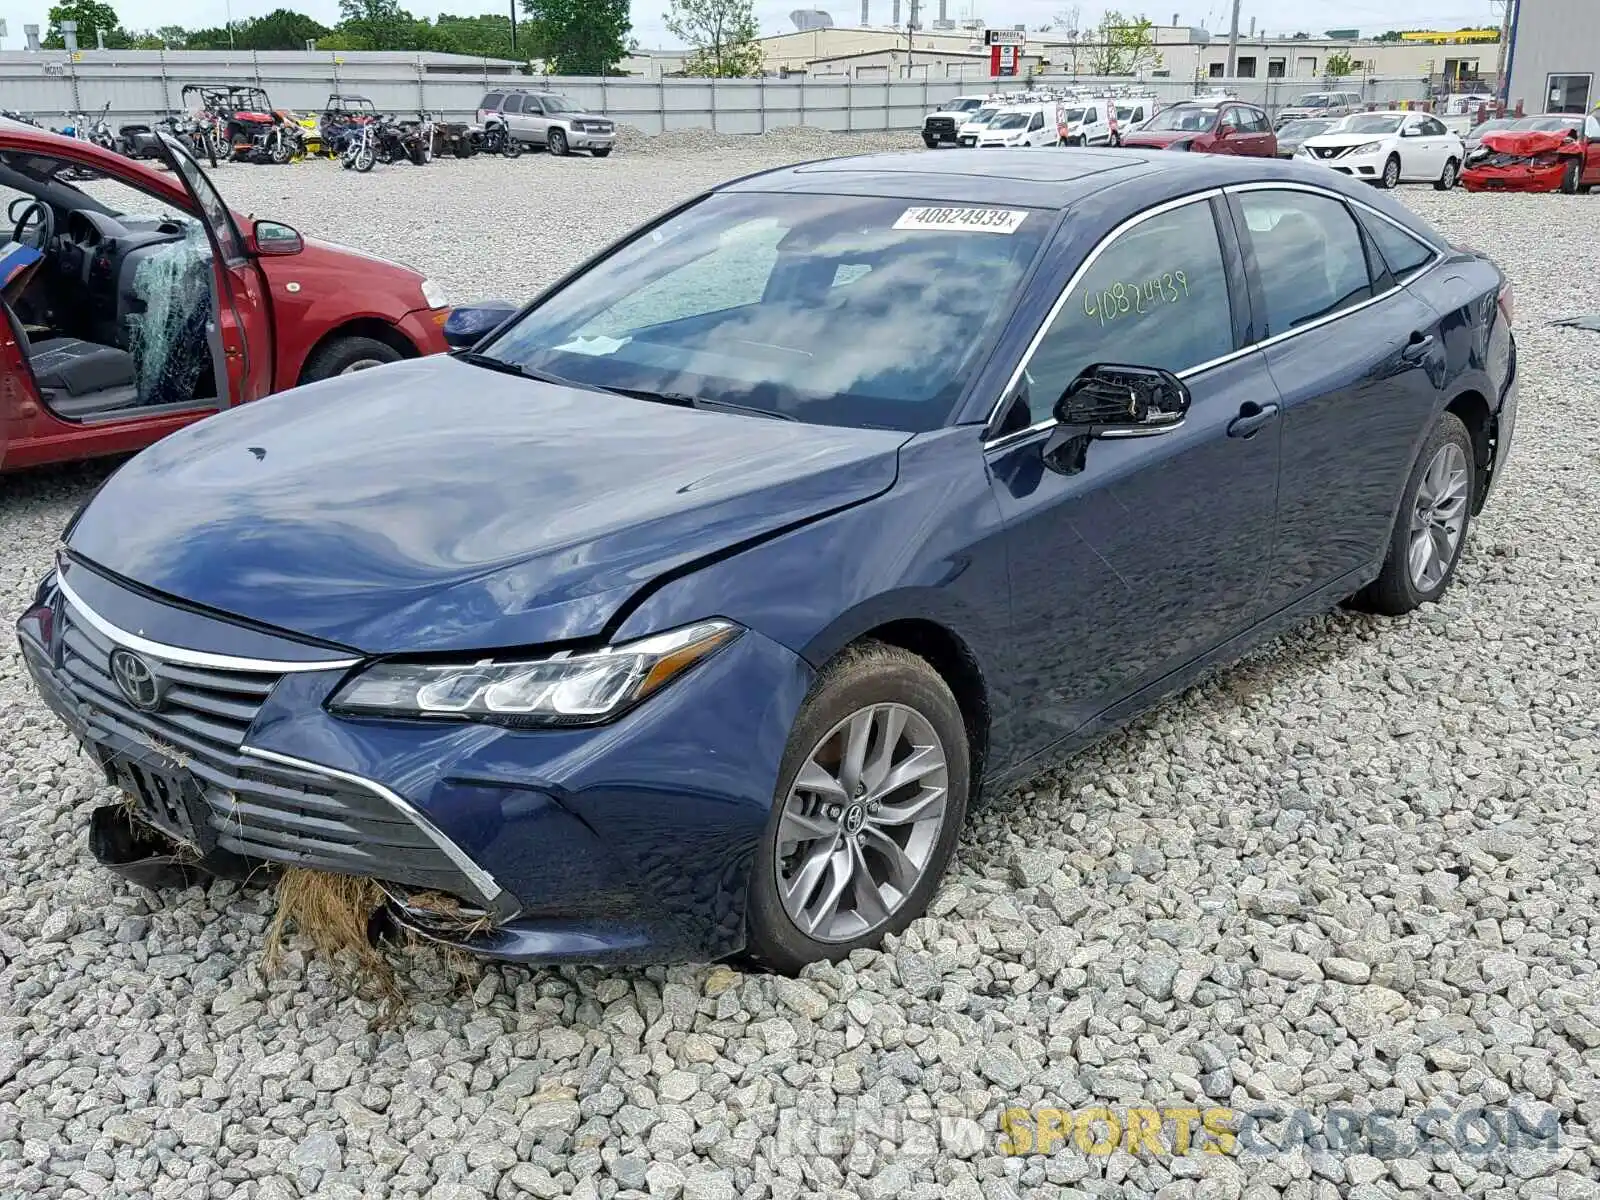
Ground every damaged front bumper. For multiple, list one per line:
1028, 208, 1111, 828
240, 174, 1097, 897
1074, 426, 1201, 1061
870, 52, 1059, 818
1461, 160, 1568, 193
18, 560, 812, 964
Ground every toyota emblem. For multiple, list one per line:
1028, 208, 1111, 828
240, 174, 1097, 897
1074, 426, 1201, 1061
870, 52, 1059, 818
109, 649, 163, 712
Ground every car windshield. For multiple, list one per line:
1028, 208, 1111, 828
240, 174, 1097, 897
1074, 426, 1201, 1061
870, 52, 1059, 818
541, 96, 575, 113
477, 192, 1049, 432
943, 99, 981, 112
1144, 106, 1217, 132
1062, 107, 1086, 123
1293, 94, 1334, 108
1282, 119, 1334, 139
1468, 118, 1515, 137
1116, 106, 1141, 121
991, 112, 1030, 129
968, 108, 999, 124
1345, 114, 1404, 134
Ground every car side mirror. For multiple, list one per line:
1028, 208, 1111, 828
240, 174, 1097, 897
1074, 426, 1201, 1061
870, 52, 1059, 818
252, 220, 303, 256
7, 196, 32, 224
443, 301, 518, 349
1042, 364, 1191, 475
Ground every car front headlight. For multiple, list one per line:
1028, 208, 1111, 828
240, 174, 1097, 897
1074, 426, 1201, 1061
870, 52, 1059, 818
420, 278, 448, 309
329, 618, 742, 726
1349, 141, 1385, 156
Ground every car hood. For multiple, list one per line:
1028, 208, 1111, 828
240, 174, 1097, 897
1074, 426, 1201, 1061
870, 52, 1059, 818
1303, 132, 1398, 150
556, 110, 611, 123
1120, 129, 1190, 147
1480, 130, 1578, 155
66, 357, 908, 654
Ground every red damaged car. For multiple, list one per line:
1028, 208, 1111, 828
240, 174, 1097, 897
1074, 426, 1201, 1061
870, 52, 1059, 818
1462, 113, 1600, 194
0, 123, 449, 473
1119, 99, 1278, 157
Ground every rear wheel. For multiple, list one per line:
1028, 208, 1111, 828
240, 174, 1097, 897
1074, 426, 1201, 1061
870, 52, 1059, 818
1349, 411, 1475, 615
1379, 154, 1401, 189
1434, 157, 1458, 190
503, 137, 522, 159
744, 642, 969, 974
301, 336, 403, 383
1560, 159, 1581, 194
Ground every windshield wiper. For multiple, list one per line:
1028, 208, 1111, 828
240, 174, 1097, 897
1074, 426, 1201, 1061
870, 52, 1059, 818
594, 385, 796, 421
453, 351, 575, 387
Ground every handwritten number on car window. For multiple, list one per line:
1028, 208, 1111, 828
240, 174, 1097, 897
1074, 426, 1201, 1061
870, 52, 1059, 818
1082, 270, 1192, 327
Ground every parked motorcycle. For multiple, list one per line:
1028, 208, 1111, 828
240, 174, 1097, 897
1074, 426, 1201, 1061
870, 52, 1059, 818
341, 114, 429, 171
468, 114, 520, 158
243, 112, 304, 164
156, 112, 219, 167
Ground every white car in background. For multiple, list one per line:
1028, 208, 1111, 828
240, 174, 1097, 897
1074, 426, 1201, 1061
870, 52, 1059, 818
1296, 110, 1465, 189
956, 105, 1002, 147
978, 103, 1060, 148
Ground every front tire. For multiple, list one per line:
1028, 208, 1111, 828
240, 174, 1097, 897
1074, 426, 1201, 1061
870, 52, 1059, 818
1379, 154, 1401, 189
301, 335, 403, 382
548, 129, 569, 157
1349, 411, 1475, 615
1560, 159, 1581, 194
744, 642, 970, 974
503, 137, 522, 158
1435, 157, 1458, 190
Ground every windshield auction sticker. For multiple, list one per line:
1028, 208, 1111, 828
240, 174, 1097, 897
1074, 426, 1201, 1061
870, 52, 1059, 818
893, 206, 1029, 234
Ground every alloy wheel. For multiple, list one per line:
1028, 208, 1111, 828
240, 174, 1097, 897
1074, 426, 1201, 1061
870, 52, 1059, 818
1383, 158, 1401, 188
774, 702, 949, 943
1408, 442, 1469, 591
339, 358, 386, 375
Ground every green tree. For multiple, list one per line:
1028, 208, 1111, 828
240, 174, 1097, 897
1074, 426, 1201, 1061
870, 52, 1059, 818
154, 23, 191, 45
434, 12, 517, 59
663, 0, 761, 77
238, 9, 330, 49
44, 0, 126, 47
1084, 11, 1159, 76
1374, 30, 1407, 42
523, 0, 631, 75
1324, 49, 1358, 78
183, 24, 242, 49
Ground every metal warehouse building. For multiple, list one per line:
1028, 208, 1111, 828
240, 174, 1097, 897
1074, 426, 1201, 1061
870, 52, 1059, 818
1505, 0, 1600, 114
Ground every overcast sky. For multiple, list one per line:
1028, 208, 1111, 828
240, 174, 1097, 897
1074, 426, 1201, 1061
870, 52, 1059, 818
5, 0, 1504, 49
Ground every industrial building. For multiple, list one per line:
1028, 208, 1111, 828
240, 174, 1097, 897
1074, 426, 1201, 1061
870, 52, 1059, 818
1504, 0, 1598, 113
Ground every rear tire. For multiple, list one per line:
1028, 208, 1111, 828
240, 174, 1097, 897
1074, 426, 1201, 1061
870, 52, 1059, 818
744, 642, 970, 975
503, 137, 522, 159
1434, 157, 1458, 190
301, 335, 403, 383
1349, 411, 1475, 616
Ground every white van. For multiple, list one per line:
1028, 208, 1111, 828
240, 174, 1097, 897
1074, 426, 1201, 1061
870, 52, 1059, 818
1109, 96, 1160, 144
978, 103, 1060, 148
956, 105, 1004, 147
1056, 98, 1114, 146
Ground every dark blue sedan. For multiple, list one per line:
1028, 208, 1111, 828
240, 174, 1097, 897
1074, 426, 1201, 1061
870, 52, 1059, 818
18, 149, 1517, 972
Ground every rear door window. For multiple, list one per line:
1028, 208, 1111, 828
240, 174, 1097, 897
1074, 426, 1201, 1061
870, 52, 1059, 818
1237, 190, 1373, 335
501, 95, 523, 113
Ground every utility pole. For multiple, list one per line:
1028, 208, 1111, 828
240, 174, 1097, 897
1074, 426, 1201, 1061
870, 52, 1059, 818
510, 0, 518, 54
1492, 0, 1513, 101
1225, 0, 1241, 78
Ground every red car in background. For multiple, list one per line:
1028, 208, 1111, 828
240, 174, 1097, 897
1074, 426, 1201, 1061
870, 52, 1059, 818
0, 123, 449, 472
1119, 100, 1278, 157
1462, 113, 1600, 194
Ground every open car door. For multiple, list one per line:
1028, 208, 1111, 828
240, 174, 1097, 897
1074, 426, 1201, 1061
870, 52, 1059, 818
153, 133, 273, 403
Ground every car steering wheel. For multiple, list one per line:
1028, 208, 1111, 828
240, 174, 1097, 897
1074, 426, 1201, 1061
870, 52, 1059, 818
11, 200, 55, 251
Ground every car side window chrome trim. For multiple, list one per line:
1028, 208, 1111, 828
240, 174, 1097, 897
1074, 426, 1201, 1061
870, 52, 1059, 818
981, 188, 1225, 443
55, 572, 361, 674
239, 744, 511, 908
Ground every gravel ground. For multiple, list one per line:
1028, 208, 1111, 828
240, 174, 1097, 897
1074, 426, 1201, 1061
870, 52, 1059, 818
2, 138, 1599, 1200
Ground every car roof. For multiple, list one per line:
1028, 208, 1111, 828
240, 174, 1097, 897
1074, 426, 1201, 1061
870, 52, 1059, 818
717, 148, 1411, 213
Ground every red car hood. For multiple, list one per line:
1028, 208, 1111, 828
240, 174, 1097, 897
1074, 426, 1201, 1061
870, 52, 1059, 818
1481, 130, 1578, 156
1121, 130, 1186, 148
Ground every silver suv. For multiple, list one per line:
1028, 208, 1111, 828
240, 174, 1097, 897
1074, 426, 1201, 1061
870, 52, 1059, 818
475, 89, 616, 157
1274, 90, 1364, 129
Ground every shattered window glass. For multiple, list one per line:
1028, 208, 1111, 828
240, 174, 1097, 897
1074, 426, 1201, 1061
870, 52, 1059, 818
128, 224, 216, 405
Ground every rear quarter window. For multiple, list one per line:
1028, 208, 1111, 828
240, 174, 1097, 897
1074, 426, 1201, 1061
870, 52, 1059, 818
479, 93, 504, 111
1358, 211, 1437, 278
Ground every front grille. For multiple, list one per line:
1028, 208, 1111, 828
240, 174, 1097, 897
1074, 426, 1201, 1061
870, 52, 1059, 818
47, 596, 489, 901
926, 117, 957, 135
1314, 146, 1343, 160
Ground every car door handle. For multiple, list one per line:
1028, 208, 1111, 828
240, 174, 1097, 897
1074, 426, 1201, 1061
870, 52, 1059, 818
1402, 333, 1436, 362
1227, 401, 1280, 439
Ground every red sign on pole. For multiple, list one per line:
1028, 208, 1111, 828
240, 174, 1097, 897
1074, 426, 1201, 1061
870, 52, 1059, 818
990, 44, 1018, 76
